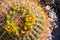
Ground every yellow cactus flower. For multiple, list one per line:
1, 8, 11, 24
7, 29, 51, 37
12, 4, 18, 10
26, 15, 33, 21
9, 10, 13, 14
6, 15, 10, 19
26, 12, 35, 23
25, 22, 32, 26
12, 26, 18, 32
13, 11, 16, 13
25, 22, 33, 29
20, 6, 27, 12
17, 6, 20, 11
24, 26, 27, 30
22, 13, 26, 16
6, 20, 11, 24
5, 21, 18, 33
10, 22, 18, 33
29, 25, 32, 29
4, 24, 12, 33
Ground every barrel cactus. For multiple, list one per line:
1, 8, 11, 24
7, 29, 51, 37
0, 0, 52, 40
